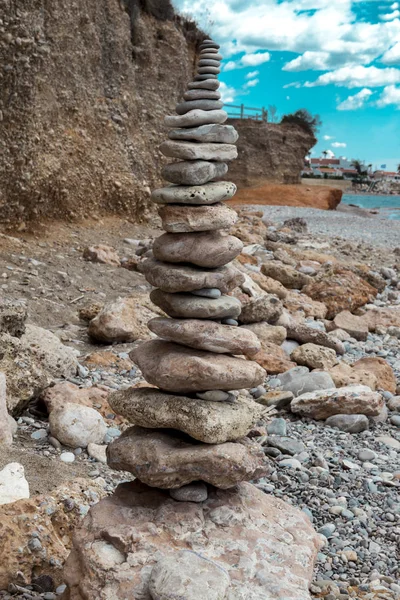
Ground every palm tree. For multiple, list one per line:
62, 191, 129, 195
397, 163, 400, 174
350, 159, 366, 177
322, 150, 328, 159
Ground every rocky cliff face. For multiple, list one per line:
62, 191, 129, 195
227, 120, 316, 188
0, 0, 203, 225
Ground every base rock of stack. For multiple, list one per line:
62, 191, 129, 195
153, 231, 243, 268
130, 340, 266, 393
150, 289, 242, 319
107, 427, 268, 489
151, 181, 236, 205
162, 160, 228, 185
108, 387, 262, 444
159, 203, 238, 232
148, 317, 260, 355
62, 480, 322, 600
141, 258, 244, 294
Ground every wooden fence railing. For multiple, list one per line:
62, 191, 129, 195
224, 104, 268, 122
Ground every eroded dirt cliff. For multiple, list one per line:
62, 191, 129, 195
228, 119, 316, 187
0, 0, 203, 225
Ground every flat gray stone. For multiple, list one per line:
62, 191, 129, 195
162, 160, 228, 185
168, 124, 238, 144
325, 414, 369, 433
187, 79, 220, 90
151, 181, 236, 205
164, 109, 227, 128
191, 288, 221, 298
282, 371, 335, 398
183, 89, 221, 101
197, 59, 221, 68
160, 141, 237, 162
148, 317, 260, 355
268, 436, 306, 456
198, 66, 220, 74
149, 550, 230, 600
197, 390, 233, 402
199, 40, 220, 49
169, 483, 208, 502
158, 203, 238, 233
130, 340, 265, 393
176, 99, 223, 115
153, 231, 243, 268
200, 52, 222, 60
141, 258, 244, 294
109, 387, 262, 444
150, 289, 242, 320
194, 74, 218, 81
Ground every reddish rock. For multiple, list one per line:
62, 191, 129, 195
83, 245, 120, 266
251, 343, 296, 375
291, 385, 384, 420
303, 269, 377, 319
332, 311, 368, 341
62, 481, 322, 600
352, 357, 397, 394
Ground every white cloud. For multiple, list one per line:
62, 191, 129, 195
219, 81, 238, 103
224, 51, 270, 71
337, 88, 373, 110
173, 0, 400, 76
305, 66, 400, 88
246, 70, 259, 79
323, 135, 334, 140
376, 84, 400, 107
325, 150, 335, 158
244, 78, 260, 88
331, 141, 347, 147
381, 42, 400, 65
380, 9, 400, 20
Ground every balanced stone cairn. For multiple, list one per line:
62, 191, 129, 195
107, 39, 268, 498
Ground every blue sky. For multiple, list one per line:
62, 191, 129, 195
172, 0, 400, 171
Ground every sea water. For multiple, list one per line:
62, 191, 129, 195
342, 193, 400, 220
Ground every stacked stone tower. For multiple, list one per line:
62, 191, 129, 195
107, 39, 268, 496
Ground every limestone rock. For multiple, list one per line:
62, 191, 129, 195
0, 373, 12, 446
150, 289, 242, 320
239, 294, 283, 324
291, 385, 384, 420
168, 124, 238, 144
175, 99, 223, 115
130, 340, 265, 393
0, 332, 53, 414
159, 203, 238, 233
283, 291, 328, 320
0, 463, 29, 505
109, 388, 262, 444
327, 362, 378, 390
0, 478, 106, 590
88, 296, 157, 343
162, 160, 228, 186
261, 261, 311, 289
107, 427, 268, 489
241, 322, 287, 347
0, 298, 27, 337
49, 403, 107, 448
141, 258, 244, 294
352, 357, 397, 394
21, 324, 79, 379
325, 414, 369, 433
87, 442, 107, 464
160, 140, 237, 161
291, 343, 338, 370
62, 480, 322, 600
82, 245, 120, 266
164, 109, 227, 128
286, 323, 345, 355
361, 306, 400, 331
303, 269, 378, 319
332, 311, 369, 341
251, 343, 296, 375
148, 550, 229, 600
246, 271, 288, 299
148, 317, 260, 355
281, 370, 336, 397
151, 181, 236, 205
257, 390, 294, 409
153, 231, 243, 268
